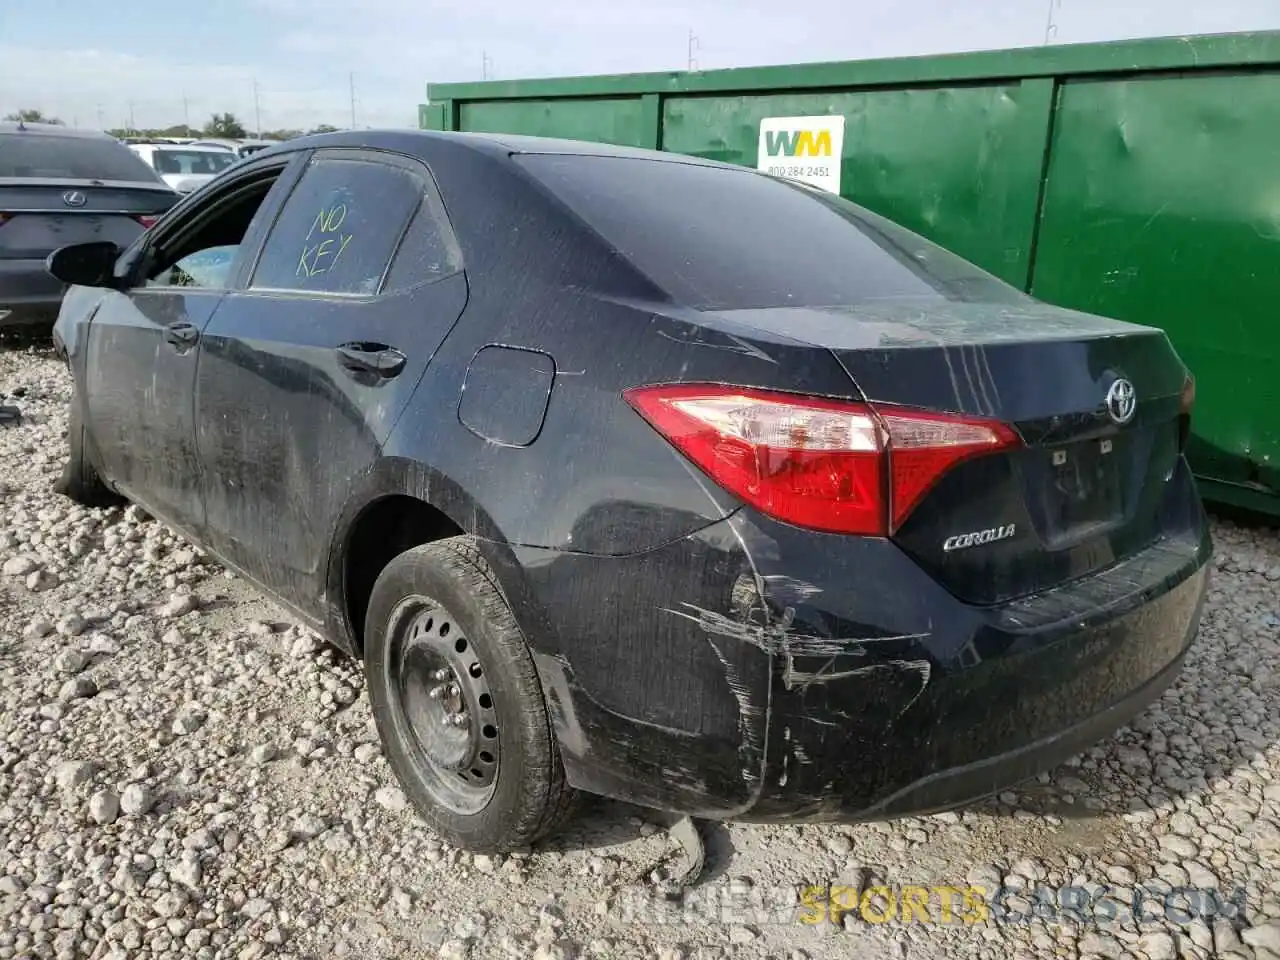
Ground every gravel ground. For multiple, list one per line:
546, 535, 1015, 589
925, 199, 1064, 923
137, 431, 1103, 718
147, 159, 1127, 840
1, 340, 1279, 960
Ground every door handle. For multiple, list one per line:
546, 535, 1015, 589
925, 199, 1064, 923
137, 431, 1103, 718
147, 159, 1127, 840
335, 343, 407, 379
163, 321, 199, 349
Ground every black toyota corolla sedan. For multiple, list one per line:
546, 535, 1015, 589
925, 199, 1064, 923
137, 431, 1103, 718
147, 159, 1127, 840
47, 129, 1210, 853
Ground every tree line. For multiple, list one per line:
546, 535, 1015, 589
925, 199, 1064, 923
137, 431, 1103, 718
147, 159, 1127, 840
4, 108, 341, 142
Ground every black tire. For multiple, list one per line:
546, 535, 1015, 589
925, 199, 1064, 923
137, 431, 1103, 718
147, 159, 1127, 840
364, 535, 577, 852
54, 386, 126, 509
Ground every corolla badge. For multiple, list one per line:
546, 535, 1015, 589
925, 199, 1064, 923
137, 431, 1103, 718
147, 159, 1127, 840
943, 523, 1016, 553
62, 190, 87, 207
1105, 378, 1136, 425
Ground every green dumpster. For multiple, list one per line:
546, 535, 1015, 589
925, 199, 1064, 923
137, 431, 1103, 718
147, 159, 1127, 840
423, 32, 1280, 516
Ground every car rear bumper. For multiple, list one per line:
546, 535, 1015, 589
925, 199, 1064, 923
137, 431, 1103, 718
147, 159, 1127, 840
511, 459, 1211, 821
0, 258, 64, 326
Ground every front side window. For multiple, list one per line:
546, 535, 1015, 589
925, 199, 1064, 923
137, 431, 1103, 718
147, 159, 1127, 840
142, 170, 286, 290
250, 157, 422, 296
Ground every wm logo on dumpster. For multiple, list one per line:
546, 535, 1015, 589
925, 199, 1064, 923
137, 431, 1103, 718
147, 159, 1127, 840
757, 115, 846, 195
763, 128, 834, 158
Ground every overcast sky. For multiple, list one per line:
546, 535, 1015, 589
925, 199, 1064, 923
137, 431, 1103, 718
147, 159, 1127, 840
1, 0, 1277, 132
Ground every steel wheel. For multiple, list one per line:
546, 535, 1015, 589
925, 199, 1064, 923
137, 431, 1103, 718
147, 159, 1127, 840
364, 536, 578, 851
385, 598, 500, 815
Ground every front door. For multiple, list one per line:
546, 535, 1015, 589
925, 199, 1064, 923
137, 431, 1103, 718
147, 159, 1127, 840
83, 155, 306, 534
193, 148, 467, 613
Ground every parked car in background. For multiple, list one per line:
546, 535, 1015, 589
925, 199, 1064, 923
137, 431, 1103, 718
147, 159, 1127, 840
128, 141, 238, 194
189, 138, 275, 160
0, 121, 178, 329
46, 130, 1210, 854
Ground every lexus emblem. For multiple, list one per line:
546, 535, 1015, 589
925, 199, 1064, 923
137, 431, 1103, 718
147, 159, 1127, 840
62, 190, 87, 207
1105, 378, 1136, 425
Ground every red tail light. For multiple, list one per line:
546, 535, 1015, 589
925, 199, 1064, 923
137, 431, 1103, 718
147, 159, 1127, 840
624, 383, 1020, 536
134, 214, 159, 229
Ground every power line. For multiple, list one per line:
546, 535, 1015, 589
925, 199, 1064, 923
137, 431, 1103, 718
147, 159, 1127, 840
1043, 0, 1061, 44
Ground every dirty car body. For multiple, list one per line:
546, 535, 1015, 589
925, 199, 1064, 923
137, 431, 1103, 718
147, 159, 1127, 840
51, 130, 1211, 826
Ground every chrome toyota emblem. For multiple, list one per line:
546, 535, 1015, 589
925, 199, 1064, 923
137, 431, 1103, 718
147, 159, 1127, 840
1105, 378, 1136, 425
62, 190, 87, 207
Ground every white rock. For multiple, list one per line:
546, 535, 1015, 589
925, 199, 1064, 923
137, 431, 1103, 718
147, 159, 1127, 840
25, 568, 57, 591
292, 813, 326, 840
154, 891, 188, 918
57, 676, 97, 701
1137, 931, 1176, 960
172, 704, 206, 735
119, 783, 156, 816
55, 760, 96, 790
1157, 834, 1199, 858
1242, 922, 1280, 953
242, 897, 274, 919
158, 592, 198, 618
56, 614, 87, 637
353, 743, 381, 763
2, 555, 38, 576
88, 789, 119, 825
53, 648, 91, 675
825, 834, 852, 856
375, 786, 407, 812
249, 743, 277, 765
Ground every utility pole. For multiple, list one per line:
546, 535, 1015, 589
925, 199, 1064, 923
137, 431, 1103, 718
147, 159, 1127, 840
128, 100, 136, 133
349, 72, 357, 127
1043, 0, 1061, 44
253, 80, 262, 137
182, 93, 190, 129
96, 104, 104, 130
482, 51, 491, 80
687, 29, 699, 71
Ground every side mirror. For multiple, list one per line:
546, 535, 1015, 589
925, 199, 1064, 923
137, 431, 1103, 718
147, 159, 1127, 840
45, 241, 123, 289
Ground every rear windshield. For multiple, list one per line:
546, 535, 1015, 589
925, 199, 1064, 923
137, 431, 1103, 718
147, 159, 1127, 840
0, 133, 165, 183
517, 153, 1027, 311
152, 149, 237, 176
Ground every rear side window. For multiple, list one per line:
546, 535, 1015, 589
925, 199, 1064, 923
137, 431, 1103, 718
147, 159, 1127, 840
517, 154, 1024, 311
251, 157, 422, 295
381, 191, 463, 292
0, 133, 165, 182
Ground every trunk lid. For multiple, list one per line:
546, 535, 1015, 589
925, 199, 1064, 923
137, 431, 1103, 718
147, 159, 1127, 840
0, 179, 177, 260
712, 300, 1191, 604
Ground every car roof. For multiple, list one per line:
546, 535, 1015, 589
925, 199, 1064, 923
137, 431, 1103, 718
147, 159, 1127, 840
0, 121, 115, 139
270, 128, 724, 168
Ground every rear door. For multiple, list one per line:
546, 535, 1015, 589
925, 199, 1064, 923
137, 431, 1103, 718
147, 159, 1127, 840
194, 147, 466, 610
83, 154, 307, 533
